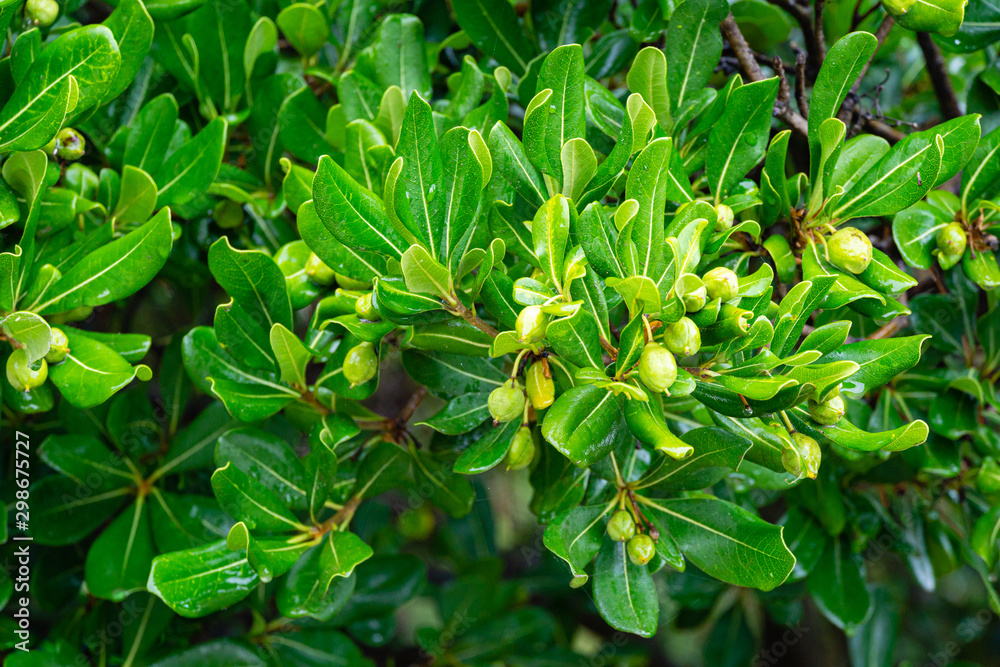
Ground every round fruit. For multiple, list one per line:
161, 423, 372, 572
334, 272, 372, 290
305, 253, 336, 285
55, 128, 85, 161
26, 0, 59, 26
355, 293, 379, 321
45, 328, 69, 364
683, 285, 707, 313
827, 227, 872, 274
214, 200, 244, 229
505, 426, 535, 471
6, 349, 48, 392
343, 342, 377, 386
808, 394, 845, 425
525, 362, 555, 410
627, 534, 656, 566
515, 305, 548, 344
638, 342, 677, 394
702, 267, 739, 302
782, 432, 821, 479
715, 204, 734, 232
397, 505, 435, 540
662, 317, 701, 357
607, 510, 636, 542
936, 222, 967, 260
488, 380, 525, 423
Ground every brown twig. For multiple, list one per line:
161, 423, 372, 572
450, 300, 500, 338
862, 117, 906, 143
721, 15, 809, 137
916, 32, 962, 120
765, 0, 825, 75
795, 51, 809, 117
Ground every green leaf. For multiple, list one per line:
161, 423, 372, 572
707, 77, 779, 201
411, 447, 476, 517
147, 540, 258, 618
593, 540, 659, 637
394, 93, 445, 256
314, 155, 408, 259
641, 496, 795, 590
789, 406, 928, 452
400, 244, 454, 299
822, 336, 930, 396
532, 194, 574, 289
453, 419, 522, 474
49, 329, 151, 409
418, 393, 490, 435
215, 427, 309, 509
375, 14, 431, 100
626, 137, 673, 278
488, 121, 547, 208
2, 311, 50, 364
524, 44, 586, 183
541, 385, 625, 467
85, 498, 155, 601
543, 502, 615, 586
270, 323, 312, 388
103, 0, 154, 104
962, 124, 1000, 208
807, 538, 872, 633
547, 307, 604, 370
277, 3, 329, 58
808, 32, 878, 184
665, 0, 727, 109
123, 93, 180, 174
154, 117, 227, 208
113, 165, 158, 224
626, 46, 670, 131
37, 208, 173, 314
401, 349, 506, 399
0, 26, 121, 151
209, 235, 293, 338
211, 462, 305, 532
452, 0, 536, 73
636, 427, 751, 492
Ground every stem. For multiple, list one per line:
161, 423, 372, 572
917, 32, 962, 120
779, 410, 795, 433
451, 299, 499, 338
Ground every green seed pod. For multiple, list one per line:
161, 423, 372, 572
607, 510, 636, 542
525, 362, 555, 410
55, 128, 86, 161
702, 267, 739, 302
683, 285, 707, 313
827, 227, 872, 274
505, 426, 535, 470
783, 432, 821, 479
662, 317, 701, 357
808, 394, 845, 425
334, 272, 372, 290
715, 204, 735, 232
343, 342, 378, 386
627, 534, 656, 566
45, 328, 69, 364
305, 253, 336, 285
976, 457, 1000, 495
354, 293, 380, 321
214, 200, 244, 229
26, 0, 59, 26
936, 222, 967, 260
6, 349, 48, 392
516, 305, 549, 344
638, 342, 677, 394
488, 380, 526, 423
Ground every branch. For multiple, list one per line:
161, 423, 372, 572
721, 15, 809, 137
838, 15, 894, 124
917, 32, 962, 120
765, 0, 825, 74
451, 300, 499, 338
863, 117, 905, 144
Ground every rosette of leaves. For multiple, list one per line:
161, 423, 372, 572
894, 124, 1000, 290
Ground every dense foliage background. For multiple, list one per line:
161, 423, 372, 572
2, 0, 1000, 665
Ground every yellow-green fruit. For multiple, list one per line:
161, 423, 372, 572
214, 200, 244, 229
515, 305, 548, 343
683, 285, 707, 313
525, 362, 555, 410
638, 342, 677, 394
607, 510, 636, 542
45, 328, 69, 364
488, 380, 525, 423
343, 342, 377, 386
305, 253, 336, 285
397, 505, 436, 540
26, 0, 59, 26
936, 222, 967, 260
354, 293, 379, 321
662, 317, 701, 357
808, 394, 845, 425
702, 267, 739, 302
782, 432, 821, 479
882, 0, 966, 37
827, 227, 872, 274
55, 128, 86, 161
505, 426, 535, 471
627, 534, 656, 566
715, 204, 735, 232
6, 349, 48, 392
334, 272, 371, 290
